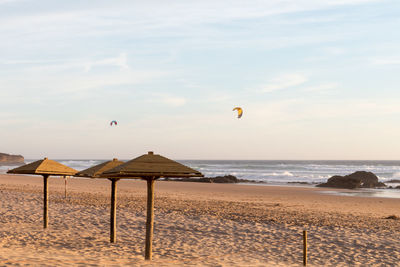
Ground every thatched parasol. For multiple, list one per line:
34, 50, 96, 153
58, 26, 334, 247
101, 151, 203, 260
7, 158, 77, 228
75, 158, 124, 242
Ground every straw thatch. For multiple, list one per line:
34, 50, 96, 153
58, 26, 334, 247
75, 158, 124, 178
7, 157, 77, 176
101, 152, 203, 178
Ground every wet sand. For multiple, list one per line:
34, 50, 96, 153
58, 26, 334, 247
1, 174, 399, 266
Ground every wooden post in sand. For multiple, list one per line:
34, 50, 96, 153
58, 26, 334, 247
145, 178, 155, 260
64, 176, 68, 198
303, 230, 307, 266
110, 178, 119, 243
43, 174, 49, 229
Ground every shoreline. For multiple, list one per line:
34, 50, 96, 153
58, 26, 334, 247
1, 174, 400, 266
239, 182, 400, 199
167, 177, 400, 200
1, 174, 400, 215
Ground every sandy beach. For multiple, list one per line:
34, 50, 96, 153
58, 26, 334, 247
1, 174, 399, 266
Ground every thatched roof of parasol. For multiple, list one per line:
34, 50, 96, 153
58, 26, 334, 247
7, 158, 77, 176
101, 151, 203, 178
75, 158, 124, 178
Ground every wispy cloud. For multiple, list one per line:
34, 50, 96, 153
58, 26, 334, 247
261, 74, 308, 93
0, 68, 170, 106
244, 97, 400, 127
0, 0, 22, 4
323, 47, 347, 55
299, 99, 400, 121
162, 96, 187, 107
148, 94, 187, 107
370, 58, 400, 65
302, 83, 338, 92
84, 53, 129, 72
1, 53, 130, 73
0, 0, 382, 39
0, 59, 59, 65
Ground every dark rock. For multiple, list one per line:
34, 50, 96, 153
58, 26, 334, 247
384, 215, 399, 220
0, 153, 24, 165
169, 175, 264, 184
287, 181, 310, 185
212, 175, 238, 183
396, 186, 400, 189
173, 175, 238, 183
386, 179, 400, 183
376, 182, 387, 188
317, 171, 386, 189
317, 175, 361, 189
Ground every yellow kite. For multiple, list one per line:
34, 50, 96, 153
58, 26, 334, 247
232, 107, 243, 118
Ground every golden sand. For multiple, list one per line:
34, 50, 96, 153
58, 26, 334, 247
0, 174, 399, 266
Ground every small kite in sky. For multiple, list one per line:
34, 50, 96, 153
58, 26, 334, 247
233, 107, 243, 118
110, 120, 118, 126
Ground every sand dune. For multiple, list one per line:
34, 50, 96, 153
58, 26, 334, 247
1, 174, 399, 266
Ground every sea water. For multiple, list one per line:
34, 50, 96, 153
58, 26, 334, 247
2, 159, 400, 184
2, 159, 400, 198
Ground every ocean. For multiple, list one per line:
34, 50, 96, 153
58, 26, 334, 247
2, 159, 400, 198
2, 159, 400, 184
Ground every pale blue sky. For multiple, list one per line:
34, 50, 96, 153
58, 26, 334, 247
1, 0, 400, 160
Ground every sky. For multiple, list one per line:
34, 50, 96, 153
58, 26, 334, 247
1, 0, 400, 160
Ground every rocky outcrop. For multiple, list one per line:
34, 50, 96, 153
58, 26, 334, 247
0, 153, 24, 165
386, 179, 400, 183
317, 171, 386, 189
169, 175, 264, 184
384, 215, 399, 220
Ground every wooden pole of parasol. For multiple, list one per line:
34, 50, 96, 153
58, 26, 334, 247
43, 174, 49, 229
303, 230, 307, 266
145, 177, 155, 260
64, 176, 68, 198
109, 178, 119, 243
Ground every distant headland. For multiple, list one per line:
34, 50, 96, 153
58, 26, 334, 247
0, 152, 24, 165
